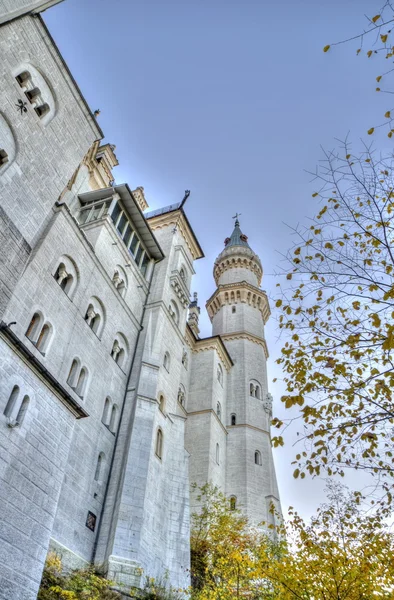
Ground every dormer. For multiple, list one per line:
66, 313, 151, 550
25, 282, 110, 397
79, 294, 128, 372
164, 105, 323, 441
77, 185, 164, 280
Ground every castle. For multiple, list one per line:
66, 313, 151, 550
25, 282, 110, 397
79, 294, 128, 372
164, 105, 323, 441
0, 2, 281, 599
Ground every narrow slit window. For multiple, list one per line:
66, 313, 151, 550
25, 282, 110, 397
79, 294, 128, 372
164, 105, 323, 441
3, 385, 20, 418
16, 395, 30, 426
155, 428, 163, 459
94, 452, 104, 481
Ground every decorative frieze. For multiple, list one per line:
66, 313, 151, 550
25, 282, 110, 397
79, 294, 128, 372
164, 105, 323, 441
170, 273, 190, 308
206, 282, 271, 324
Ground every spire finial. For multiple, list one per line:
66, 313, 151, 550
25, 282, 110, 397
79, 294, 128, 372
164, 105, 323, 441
232, 212, 242, 226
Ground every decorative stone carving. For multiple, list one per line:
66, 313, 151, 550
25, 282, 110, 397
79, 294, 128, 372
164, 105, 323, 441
263, 393, 273, 415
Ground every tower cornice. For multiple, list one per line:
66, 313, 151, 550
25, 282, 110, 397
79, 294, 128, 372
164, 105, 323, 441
206, 281, 271, 324
220, 331, 269, 359
214, 246, 262, 286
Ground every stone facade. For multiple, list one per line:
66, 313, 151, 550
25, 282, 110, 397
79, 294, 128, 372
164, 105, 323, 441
0, 3, 281, 600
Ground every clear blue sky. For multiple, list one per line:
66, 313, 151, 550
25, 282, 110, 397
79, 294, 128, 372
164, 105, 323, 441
45, 0, 387, 518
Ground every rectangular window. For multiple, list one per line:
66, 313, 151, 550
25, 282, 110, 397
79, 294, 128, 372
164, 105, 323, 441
78, 208, 91, 225
86, 511, 97, 532
140, 254, 149, 277
110, 202, 121, 224
123, 224, 132, 246
129, 235, 139, 257
117, 213, 127, 235
90, 204, 102, 221
135, 246, 143, 265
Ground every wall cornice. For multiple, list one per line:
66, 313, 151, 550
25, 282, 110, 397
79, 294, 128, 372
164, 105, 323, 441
220, 331, 269, 359
206, 281, 271, 324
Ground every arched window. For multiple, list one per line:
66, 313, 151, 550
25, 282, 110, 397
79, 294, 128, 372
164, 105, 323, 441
102, 397, 111, 425
35, 323, 52, 354
25, 312, 42, 342
159, 394, 165, 413
217, 364, 223, 385
216, 443, 220, 465
75, 367, 88, 398
116, 348, 125, 367
111, 334, 128, 367
109, 404, 118, 433
163, 352, 170, 372
67, 359, 79, 388
229, 496, 237, 511
3, 385, 20, 418
255, 450, 262, 466
94, 452, 105, 481
250, 380, 261, 399
216, 402, 221, 420
231, 414, 236, 426
55, 262, 74, 295
16, 395, 30, 426
85, 304, 101, 334
155, 428, 163, 459
112, 267, 128, 297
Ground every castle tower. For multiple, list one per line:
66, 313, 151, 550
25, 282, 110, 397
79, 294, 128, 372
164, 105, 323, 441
206, 217, 281, 526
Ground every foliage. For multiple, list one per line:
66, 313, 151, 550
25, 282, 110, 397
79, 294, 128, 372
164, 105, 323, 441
38, 553, 121, 600
273, 144, 394, 502
135, 575, 184, 600
273, 481, 394, 600
190, 483, 284, 600
323, 1, 394, 136
190, 483, 394, 600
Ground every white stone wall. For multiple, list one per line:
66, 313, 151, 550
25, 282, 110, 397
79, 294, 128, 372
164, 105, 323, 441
0, 341, 76, 600
0, 13, 100, 316
212, 302, 265, 339
2, 203, 145, 569
0, 0, 64, 24
98, 218, 196, 591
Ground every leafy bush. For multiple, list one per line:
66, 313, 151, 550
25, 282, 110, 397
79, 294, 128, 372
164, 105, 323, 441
135, 576, 184, 600
38, 553, 122, 600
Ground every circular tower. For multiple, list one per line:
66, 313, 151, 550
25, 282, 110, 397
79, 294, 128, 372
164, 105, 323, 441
206, 218, 281, 526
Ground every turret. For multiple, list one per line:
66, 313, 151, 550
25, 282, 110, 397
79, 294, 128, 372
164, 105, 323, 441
188, 292, 200, 337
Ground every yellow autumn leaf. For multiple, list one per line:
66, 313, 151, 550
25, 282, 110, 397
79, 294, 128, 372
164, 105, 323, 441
293, 468, 300, 479
376, 75, 382, 82
312, 192, 318, 197
385, 111, 391, 119
371, 313, 381, 328
323, 45, 330, 53
367, 50, 373, 57
275, 299, 282, 308
372, 14, 381, 23
381, 34, 388, 43
367, 127, 375, 135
